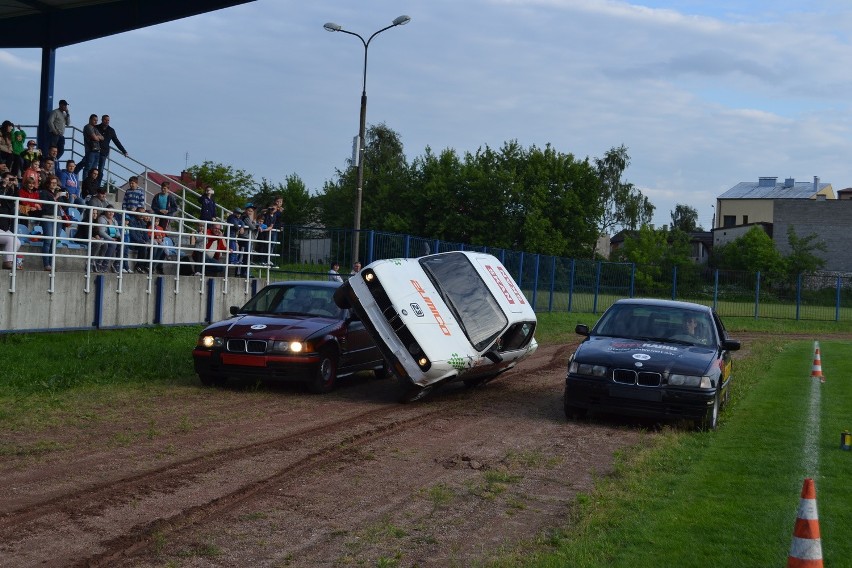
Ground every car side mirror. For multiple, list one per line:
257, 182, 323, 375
345, 309, 360, 322
575, 324, 590, 337
229, 306, 240, 316
722, 339, 741, 351
483, 350, 503, 364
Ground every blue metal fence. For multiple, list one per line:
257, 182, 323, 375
277, 226, 852, 321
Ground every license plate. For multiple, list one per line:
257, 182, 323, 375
221, 353, 265, 367
609, 385, 662, 402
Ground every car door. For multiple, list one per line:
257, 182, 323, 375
340, 309, 383, 369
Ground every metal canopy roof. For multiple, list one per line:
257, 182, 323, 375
1, 0, 256, 49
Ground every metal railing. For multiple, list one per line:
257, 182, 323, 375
2, 194, 277, 294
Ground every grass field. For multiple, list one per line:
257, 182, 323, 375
2, 316, 852, 566
511, 338, 852, 567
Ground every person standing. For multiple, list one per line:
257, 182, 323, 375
78, 114, 103, 183
328, 261, 343, 282
350, 261, 362, 275
121, 176, 145, 211
199, 186, 216, 221
96, 115, 128, 188
151, 180, 178, 229
47, 100, 71, 159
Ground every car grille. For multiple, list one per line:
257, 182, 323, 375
364, 272, 419, 350
612, 368, 662, 387
226, 339, 268, 354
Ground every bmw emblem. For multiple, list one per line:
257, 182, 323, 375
401, 309, 408, 316
250, 324, 267, 330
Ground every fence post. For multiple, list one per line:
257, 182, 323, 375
713, 269, 719, 310
403, 235, 411, 258
754, 271, 761, 319
531, 254, 540, 311
517, 252, 525, 287
593, 261, 601, 314
672, 265, 678, 301
365, 230, 375, 264
836, 276, 841, 322
630, 263, 635, 298
796, 273, 801, 321
568, 258, 575, 312
548, 255, 556, 312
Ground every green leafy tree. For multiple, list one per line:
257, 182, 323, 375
593, 145, 655, 241
714, 226, 785, 279
784, 226, 827, 276
613, 225, 692, 292
671, 204, 702, 232
185, 161, 256, 215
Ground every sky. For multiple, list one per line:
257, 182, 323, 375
4, 0, 852, 231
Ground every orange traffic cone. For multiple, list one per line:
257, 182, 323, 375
787, 478, 823, 567
810, 342, 825, 383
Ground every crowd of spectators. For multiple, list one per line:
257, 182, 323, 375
1, 103, 284, 275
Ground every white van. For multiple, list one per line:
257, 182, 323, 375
334, 251, 538, 401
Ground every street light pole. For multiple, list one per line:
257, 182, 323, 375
324, 15, 411, 265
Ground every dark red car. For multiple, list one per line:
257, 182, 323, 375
193, 281, 384, 393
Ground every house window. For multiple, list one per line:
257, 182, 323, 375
723, 215, 736, 228
742, 215, 749, 225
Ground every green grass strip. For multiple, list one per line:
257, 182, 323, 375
518, 339, 852, 567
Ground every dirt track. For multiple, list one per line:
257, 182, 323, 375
4, 333, 809, 567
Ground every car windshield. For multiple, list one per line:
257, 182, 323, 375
595, 305, 714, 346
239, 284, 343, 319
420, 252, 508, 351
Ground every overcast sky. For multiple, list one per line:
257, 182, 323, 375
4, 0, 852, 231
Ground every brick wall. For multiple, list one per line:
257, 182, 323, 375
773, 199, 852, 273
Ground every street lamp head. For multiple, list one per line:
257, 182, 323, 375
392, 15, 411, 26
323, 22, 342, 32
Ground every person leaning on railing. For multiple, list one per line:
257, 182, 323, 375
0, 175, 21, 270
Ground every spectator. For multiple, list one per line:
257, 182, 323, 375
204, 223, 228, 275
350, 261, 362, 275
121, 175, 145, 211
20, 139, 42, 170
150, 180, 178, 222
57, 160, 84, 217
239, 203, 259, 274
328, 261, 343, 282
44, 147, 61, 175
47, 100, 71, 159
93, 206, 122, 273
0, 120, 23, 176
39, 158, 56, 183
177, 223, 205, 276
96, 115, 128, 188
81, 168, 99, 200
78, 114, 104, 183
37, 176, 63, 271
226, 207, 246, 276
10, 125, 26, 156
199, 186, 216, 221
0, 174, 21, 270
21, 161, 40, 189
127, 208, 154, 273
78, 186, 110, 243
17, 175, 41, 220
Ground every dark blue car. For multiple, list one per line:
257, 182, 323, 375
564, 299, 740, 430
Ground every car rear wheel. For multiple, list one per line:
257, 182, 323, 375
697, 389, 720, 431
308, 349, 338, 394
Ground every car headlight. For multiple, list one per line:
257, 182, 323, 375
569, 361, 608, 377
199, 335, 223, 348
269, 341, 307, 354
667, 374, 712, 388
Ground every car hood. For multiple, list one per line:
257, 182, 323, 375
201, 314, 337, 339
575, 336, 718, 375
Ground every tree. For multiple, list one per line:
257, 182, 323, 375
185, 161, 256, 215
671, 204, 702, 232
593, 145, 655, 240
784, 226, 827, 276
713, 226, 785, 277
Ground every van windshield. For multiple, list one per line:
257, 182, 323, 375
420, 252, 508, 351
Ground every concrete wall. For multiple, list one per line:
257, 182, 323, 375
773, 199, 852, 272
716, 199, 774, 228
0, 271, 260, 332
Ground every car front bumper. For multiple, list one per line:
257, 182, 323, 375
564, 374, 715, 421
193, 349, 319, 382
